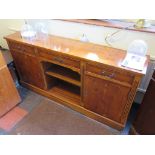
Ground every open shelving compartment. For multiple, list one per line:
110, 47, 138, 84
42, 61, 81, 105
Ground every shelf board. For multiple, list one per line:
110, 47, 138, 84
48, 84, 80, 106
46, 66, 81, 87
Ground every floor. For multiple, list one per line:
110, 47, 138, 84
0, 86, 139, 135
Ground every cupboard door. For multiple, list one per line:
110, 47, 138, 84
83, 74, 131, 122
11, 50, 45, 89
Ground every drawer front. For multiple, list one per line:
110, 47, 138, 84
85, 64, 134, 84
8, 41, 35, 55
37, 48, 80, 69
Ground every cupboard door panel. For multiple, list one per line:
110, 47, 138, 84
11, 50, 45, 89
83, 74, 130, 122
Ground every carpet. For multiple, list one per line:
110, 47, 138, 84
9, 99, 120, 135
0, 107, 28, 132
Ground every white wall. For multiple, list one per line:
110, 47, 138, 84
0, 19, 155, 60
48, 20, 155, 60
0, 19, 24, 48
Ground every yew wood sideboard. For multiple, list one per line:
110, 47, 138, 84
5, 32, 149, 130
0, 51, 21, 117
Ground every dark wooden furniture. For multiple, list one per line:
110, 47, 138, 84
130, 69, 155, 134
5, 32, 149, 130
0, 51, 21, 117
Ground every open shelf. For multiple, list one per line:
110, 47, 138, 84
46, 69, 81, 87
42, 61, 81, 105
47, 78, 81, 105
44, 62, 81, 87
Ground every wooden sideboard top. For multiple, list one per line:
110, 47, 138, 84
5, 32, 149, 76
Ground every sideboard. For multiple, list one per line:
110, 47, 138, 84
5, 32, 149, 130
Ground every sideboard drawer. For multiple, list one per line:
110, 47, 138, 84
85, 64, 134, 84
37, 48, 80, 70
8, 41, 35, 55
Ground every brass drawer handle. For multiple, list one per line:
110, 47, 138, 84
101, 71, 115, 78
53, 57, 59, 61
53, 57, 63, 63
101, 71, 105, 75
108, 73, 115, 78
58, 58, 63, 63
16, 45, 21, 49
